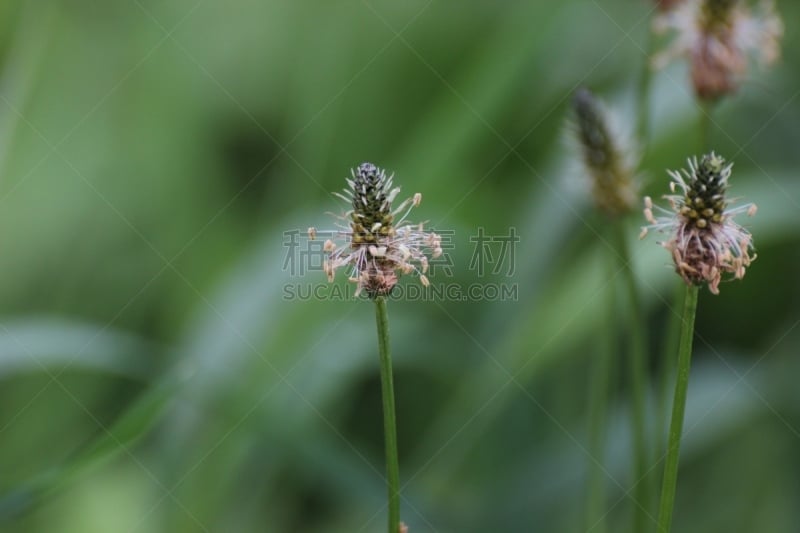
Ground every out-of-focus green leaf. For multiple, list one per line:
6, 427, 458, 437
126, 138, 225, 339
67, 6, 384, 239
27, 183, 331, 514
0, 318, 154, 380
0, 376, 177, 522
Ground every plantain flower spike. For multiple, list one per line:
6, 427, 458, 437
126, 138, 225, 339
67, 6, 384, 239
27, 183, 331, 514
571, 88, 639, 217
641, 152, 756, 294
309, 163, 442, 298
653, 0, 783, 101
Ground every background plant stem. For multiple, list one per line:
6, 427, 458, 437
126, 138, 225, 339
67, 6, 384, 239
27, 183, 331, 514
656, 284, 699, 533
699, 101, 715, 151
0, 2, 56, 182
614, 222, 652, 533
584, 241, 618, 533
374, 296, 400, 533
657, 281, 685, 450
636, 19, 655, 151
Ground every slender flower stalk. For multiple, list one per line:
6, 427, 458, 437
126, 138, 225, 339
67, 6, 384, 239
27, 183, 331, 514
614, 221, 653, 533
656, 280, 684, 446
585, 249, 617, 533
311, 163, 440, 533
657, 283, 698, 533
641, 152, 756, 532
698, 101, 714, 151
637, 0, 675, 149
636, 27, 654, 151
374, 296, 400, 533
571, 88, 652, 531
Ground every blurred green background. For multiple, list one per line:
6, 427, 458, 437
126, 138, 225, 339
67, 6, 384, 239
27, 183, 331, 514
0, 0, 798, 531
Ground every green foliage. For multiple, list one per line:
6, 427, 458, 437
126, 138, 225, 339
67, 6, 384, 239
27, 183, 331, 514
1, 0, 799, 531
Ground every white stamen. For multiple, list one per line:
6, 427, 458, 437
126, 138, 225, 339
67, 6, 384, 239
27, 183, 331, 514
398, 245, 411, 260
369, 246, 387, 257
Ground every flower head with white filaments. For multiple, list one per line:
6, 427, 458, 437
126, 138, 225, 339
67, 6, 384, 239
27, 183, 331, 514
640, 152, 756, 294
653, 0, 783, 100
308, 162, 442, 298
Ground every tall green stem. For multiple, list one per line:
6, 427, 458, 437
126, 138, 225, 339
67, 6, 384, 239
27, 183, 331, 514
374, 297, 400, 533
636, 21, 655, 151
585, 241, 618, 533
699, 101, 714, 151
656, 284, 699, 533
614, 222, 652, 533
657, 281, 684, 448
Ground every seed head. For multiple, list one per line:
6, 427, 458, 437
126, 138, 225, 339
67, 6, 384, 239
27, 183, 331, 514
310, 162, 442, 298
571, 88, 638, 217
641, 152, 756, 294
653, 0, 783, 101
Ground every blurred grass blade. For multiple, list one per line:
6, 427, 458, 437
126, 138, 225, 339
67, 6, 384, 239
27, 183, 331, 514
0, 376, 178, 522
0, 1, 56, 180
0, 318, 154, 380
